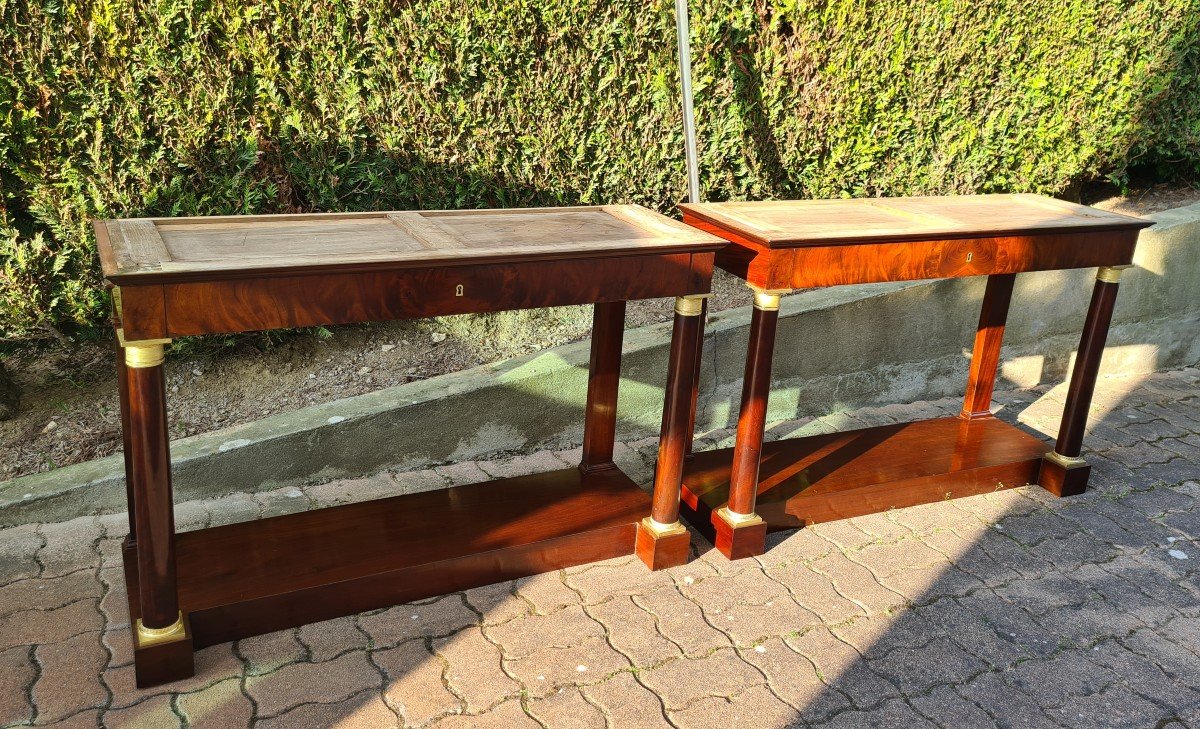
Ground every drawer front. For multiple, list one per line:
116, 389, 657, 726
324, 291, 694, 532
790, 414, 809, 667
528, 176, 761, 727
788, 231, 1138, 288
158, 252, 712, 337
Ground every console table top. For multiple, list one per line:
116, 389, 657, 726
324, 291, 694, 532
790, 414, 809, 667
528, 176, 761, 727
97, 205, 724, 284
679, 194, 1150, 248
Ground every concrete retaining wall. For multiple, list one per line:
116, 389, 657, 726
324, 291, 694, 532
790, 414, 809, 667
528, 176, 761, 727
702, 202, 1200, 429
2, 203, 1197, 525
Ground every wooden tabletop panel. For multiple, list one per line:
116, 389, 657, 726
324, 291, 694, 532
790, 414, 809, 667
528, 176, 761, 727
679, 194, 1150, 248
97, 205, 723, 284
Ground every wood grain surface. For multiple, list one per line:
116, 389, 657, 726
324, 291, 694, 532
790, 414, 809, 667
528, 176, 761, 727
116, 251, 711, 339
121, 465, 651, 649
96, 205, 724, 284
961, 273, 1017, 419
680, 194, 1151, 248
680, 416, 1046, 533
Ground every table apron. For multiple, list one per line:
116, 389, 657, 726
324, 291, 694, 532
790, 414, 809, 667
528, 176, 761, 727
118, 252, 712, 338
717, 231, 1138, 289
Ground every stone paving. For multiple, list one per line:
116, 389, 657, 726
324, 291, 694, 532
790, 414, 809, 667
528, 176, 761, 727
1, 367, 1198, 728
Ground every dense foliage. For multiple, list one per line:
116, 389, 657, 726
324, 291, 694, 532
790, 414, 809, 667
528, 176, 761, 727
2, 0, 1198, 338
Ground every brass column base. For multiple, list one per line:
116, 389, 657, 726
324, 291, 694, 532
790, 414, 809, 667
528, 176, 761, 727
635, 518, 691, 571
136, 612, 187, 648
712, 507, 767, 560
131, 611, 195, 688
1039, 451, 1091, 497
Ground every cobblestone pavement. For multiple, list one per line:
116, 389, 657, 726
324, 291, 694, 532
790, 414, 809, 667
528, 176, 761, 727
1, 367, 1198, 728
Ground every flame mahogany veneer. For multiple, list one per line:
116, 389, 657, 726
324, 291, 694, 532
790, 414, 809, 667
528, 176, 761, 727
97, 206, 725, 687
677, 194, 1151, 559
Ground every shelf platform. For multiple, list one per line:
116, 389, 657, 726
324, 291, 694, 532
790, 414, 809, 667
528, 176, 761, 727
680, 416, 1047, 537
123, 466, 650, 648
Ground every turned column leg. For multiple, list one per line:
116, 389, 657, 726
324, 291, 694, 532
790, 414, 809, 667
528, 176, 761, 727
1039, 266, 1126, 497
123, 337, 193, 687
961, 274, 1016, 419
636, 294, 707, 570
684, 298, 708, 458
581, 301, 626, 473
716, 288, 787, 560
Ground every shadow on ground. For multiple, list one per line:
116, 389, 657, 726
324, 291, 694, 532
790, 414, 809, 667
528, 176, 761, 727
1, 365, 1197, 727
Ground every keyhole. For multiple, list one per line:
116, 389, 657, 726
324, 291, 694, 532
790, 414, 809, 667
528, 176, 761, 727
455, 284, 464, 297
966, 252, 974, 262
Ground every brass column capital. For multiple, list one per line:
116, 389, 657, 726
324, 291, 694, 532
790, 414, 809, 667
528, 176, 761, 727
1096, 265, 1132, 284
674, 294, 709, 317
124, 343, 166, 369
752, 293, 780, 312
118, 329, 172, 369
747, 285, 790, 312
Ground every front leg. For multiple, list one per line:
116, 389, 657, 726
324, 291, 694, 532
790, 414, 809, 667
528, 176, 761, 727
715, 287, 787, 560
122, 336, 194, 687
1039, 266, 1127, 496
637, 294, 707, 570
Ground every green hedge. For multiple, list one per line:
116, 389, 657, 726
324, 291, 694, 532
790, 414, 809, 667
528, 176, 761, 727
2, 0, 1198, 339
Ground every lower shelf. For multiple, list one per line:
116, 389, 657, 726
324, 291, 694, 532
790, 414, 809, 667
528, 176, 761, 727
123, 465, 650, 647
681, 416, 1047, 536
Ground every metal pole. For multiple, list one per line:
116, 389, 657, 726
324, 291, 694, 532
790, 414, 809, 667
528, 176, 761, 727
674, 0, 701, 203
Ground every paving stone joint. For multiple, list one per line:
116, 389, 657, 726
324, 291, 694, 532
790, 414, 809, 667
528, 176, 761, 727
0, 368, 1197, 727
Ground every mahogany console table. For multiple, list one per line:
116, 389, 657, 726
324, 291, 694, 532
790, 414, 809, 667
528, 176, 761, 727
675, 194, 1151, 559
96, 206, 722, 686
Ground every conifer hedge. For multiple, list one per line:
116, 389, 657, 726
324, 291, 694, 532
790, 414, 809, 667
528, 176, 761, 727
2, 0, 1197, 338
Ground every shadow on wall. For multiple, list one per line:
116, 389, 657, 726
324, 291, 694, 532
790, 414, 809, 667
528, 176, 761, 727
165, 140, 690, 372
18, 197, 1192, 516
691, 207, 1198, 439
370, 193, 1199, 476
710, 2, 1200, 199
119, 187, 1200, 728
13, 8, 1200, 723
51, 103, 1200, 729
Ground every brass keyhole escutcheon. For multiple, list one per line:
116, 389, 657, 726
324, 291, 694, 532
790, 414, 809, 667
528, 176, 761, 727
966, 252, 974, 262
455, 284, 464, 297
